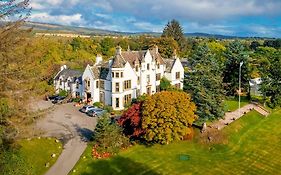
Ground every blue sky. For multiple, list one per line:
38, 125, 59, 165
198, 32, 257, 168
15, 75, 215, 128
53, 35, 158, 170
29, 0, 281, 37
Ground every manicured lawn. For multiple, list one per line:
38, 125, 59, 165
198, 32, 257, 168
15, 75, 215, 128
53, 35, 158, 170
17, 137, 62, 175
224, 96, 249, 112
71, 110, 281, 175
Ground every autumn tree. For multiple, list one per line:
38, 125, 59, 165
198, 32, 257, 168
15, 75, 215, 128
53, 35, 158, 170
118, 102, 145, 138
0, 0, 32, 174
142, 91, 197, 144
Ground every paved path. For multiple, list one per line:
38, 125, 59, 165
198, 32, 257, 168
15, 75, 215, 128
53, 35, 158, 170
209, 103, 269, 130
35, 102, 97, 175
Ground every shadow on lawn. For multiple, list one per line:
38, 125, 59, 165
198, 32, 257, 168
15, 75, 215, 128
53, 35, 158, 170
81, 156, 161, 175
74, 124, 94, 142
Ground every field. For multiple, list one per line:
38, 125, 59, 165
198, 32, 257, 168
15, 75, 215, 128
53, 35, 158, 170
18, 137, 62, 175
70, 109, 281, 175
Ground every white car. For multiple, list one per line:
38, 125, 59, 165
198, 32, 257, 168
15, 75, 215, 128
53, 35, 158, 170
86, 108, 105, 117
79, 105, 97, 113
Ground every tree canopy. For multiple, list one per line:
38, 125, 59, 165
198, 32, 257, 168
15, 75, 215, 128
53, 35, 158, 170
185, 45, 225, 121
223, 41, 251, 96
142, 91, 197, 144
162, 19, 184, 45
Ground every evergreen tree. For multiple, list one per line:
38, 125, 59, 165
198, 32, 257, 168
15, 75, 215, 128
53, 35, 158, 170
162, 19, 184, 45
93, 115, 129, 155
184, 45, 225, 121
223, 41, 250, 96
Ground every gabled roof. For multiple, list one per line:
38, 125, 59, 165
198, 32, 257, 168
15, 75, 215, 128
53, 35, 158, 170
91, 62, 110, 80
150, 48, 165, 65
121, 51, 146, 66
54, 69, 82, 81
164, 59, 176, 73
111, 54, 127, 68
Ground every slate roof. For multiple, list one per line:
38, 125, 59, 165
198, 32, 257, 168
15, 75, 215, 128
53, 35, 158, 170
150, 48, 165, 64
121, 51, 146, 66
91, 62, 110, 80
111, 54, 127, 68
164, 59, 176, 73
54, 69, 82, 81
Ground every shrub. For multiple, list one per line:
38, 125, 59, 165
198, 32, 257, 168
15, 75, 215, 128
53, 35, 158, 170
58, 90, 68, 97
118, 102, 145, 138
93, 102, 103, 108
104, 105, 113, 113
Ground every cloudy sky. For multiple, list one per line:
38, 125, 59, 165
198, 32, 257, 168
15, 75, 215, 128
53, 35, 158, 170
29, 0, 281, 37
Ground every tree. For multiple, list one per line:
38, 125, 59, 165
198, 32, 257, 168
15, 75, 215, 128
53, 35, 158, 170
93, 115, 129, 156
259, 50, 281, 108
160, 77, 171, 91
223, 41, 251, 96
249, 41, 261, 50
118, 102, 145, 138
142, 91, 197, 144
185, 45, 225, 121
100, 37, 115, 57
162, 19, 184, 46
0, 1, 31, 173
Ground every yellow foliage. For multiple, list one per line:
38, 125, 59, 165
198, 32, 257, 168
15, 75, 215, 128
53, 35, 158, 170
142, 91, 197, 144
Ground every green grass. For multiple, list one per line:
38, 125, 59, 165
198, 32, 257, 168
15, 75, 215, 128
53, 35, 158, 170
71, 110, 281, 175
224, 96, 249, 112
17, 137, 63, 175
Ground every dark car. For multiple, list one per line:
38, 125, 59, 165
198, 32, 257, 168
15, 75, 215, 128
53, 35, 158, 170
52, 96, 66, 104
48, 95, 59, 101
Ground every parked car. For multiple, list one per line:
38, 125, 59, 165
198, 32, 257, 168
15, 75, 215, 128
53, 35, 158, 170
48, 95, 59, 101
86, 108, 106, 117
52, 96, 66, 104
79, 105, 97, 113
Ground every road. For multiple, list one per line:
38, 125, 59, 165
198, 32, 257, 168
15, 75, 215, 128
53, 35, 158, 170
35, 102, 97, 175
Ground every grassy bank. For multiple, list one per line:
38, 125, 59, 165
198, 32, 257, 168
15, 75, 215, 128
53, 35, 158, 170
70, 110, 280, 175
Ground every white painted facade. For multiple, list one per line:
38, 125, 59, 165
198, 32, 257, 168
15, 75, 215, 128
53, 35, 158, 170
81, 46, 184, 110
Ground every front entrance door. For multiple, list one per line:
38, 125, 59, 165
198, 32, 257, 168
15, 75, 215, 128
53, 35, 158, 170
86, 92, 91, 102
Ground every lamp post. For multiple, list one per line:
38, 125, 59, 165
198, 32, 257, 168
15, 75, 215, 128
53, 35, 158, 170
239, 61, 243, 117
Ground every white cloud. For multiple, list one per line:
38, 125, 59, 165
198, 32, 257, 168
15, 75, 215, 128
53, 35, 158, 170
133, 22, 163, 32
30, 12, 86, 26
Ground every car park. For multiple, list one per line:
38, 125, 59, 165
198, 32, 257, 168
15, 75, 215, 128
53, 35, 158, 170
52, 96, 66, 104
79, 105, 97, 113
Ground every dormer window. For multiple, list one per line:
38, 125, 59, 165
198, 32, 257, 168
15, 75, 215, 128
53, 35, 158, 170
147, 63, 150, 70
157, 64, 160, 69
136, 65, 139, 72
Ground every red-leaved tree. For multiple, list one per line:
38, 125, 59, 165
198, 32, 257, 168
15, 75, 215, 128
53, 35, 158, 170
118, 102, 145, 138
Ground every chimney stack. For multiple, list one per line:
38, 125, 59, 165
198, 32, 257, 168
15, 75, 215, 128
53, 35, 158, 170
116, 46, 122, 55
95, 54, 103, 65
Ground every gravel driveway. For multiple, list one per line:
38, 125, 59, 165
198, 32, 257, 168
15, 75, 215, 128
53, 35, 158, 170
35, 101, 97, 175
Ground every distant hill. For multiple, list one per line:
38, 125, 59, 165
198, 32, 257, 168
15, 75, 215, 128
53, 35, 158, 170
24, 21, 271, 39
